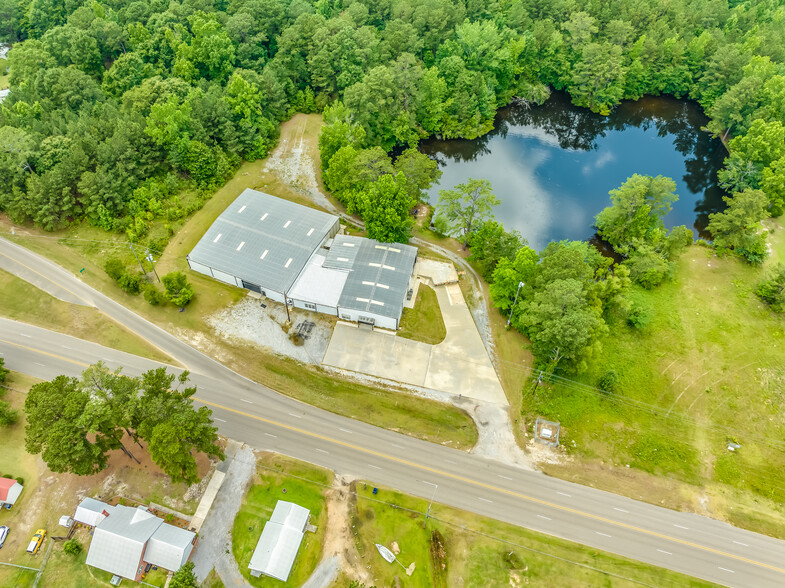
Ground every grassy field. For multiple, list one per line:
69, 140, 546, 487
233, 454, 331, 587
398, 284, 447, 344
0, 268, 172, 364
521, 221, 785, 535
0, 113, 477, 450
203, 569, 225, 587
350, 483, 719, 588
0, 566, 36, 587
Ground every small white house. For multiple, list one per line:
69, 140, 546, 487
249, 501, 311, 581
0, 477, 22, 508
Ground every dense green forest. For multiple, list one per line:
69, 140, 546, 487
2, 0, 785, 369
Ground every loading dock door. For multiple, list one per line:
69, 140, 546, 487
241, 280, 262, 294
358, 316, 375, 330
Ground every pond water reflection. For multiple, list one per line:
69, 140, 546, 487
421, 92, 727, 250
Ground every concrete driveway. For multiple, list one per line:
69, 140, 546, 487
322, 282, 507, 405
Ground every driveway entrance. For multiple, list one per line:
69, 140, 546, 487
322, 281, 507, 405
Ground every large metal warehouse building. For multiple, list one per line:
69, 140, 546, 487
187, 189, 418, 330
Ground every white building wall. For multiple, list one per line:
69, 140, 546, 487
291, 299, 338, 316
265, 290, 286, 304
337, 308, 397, 330
187, 259, 214, 279
211, 268, 239, 287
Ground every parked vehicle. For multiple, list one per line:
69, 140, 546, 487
0, 526, 9, 548
26, 529, 45, 554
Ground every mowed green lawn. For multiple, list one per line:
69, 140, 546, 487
524, 221, 785, 534
353, 483, 720, 588
232, 455, 331, 587
398, 283, 447, 344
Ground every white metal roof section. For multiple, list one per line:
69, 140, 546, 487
288, 253, 348, 308
249, 501, 310, 582
269, 501, 310, 529
326, 235, 417, 320
188, 189, 340, 293
145, 524, 196, 571
85, 505, 162, 579
75, 497, 114, 527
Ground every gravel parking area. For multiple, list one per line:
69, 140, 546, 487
192, 442, 256, 586
208, 297, 334, 365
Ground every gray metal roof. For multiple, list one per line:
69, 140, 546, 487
85, 505, 162, 579
188, 189, 339, 293
145, 524, 195, 571
327, 236, 418, 320
249, 501, 310, 582
75, 497, 114, 526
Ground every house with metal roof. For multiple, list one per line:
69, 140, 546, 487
74, 497, 114, 527
187, 188, 340, 304
187, 190, 418, 330
249, 501, 311, 581
0, 477, 22, 508
84, 505, 196, 581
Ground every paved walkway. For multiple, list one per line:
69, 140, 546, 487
322, 282, 507, 405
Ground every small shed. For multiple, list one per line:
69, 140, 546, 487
75, 497, 114, 527
248, 501, 311, 581
0, 477, 23, 508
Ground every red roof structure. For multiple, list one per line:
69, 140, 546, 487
0, 477, 23, 506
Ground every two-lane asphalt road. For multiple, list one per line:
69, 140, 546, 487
3, 318, 785, 587
2, 237, 785, 587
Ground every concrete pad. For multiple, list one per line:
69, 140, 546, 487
424, 286, 507, 405
322, 283, 508, 406
415, 258, 458, 285
322, 324, 431, 386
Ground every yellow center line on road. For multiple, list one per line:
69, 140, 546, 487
0, 338, 90, 367
0, 249, 92, 306
4, 337, 784, 576
197, 397, 785, 576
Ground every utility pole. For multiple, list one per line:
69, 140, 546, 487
129, 243, 148, 279
506, 281, 525, 328
423, 482, 438, 529
283, 290, 291, 322
146, 250, 161, 283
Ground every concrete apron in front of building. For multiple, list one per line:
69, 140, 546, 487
322, 282, 508, 406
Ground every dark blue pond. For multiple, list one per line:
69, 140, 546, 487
421, 92, 727, 250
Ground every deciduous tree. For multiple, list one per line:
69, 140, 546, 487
162, 271, 195, 308
707, 188, 769, 264
436, 178, 500, 247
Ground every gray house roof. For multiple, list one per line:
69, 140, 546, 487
187, 189, 339, 293
145, 523, 195, 571
249, 501, 310, 582
326, 235, 418, 320
85, 506, 161, 579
